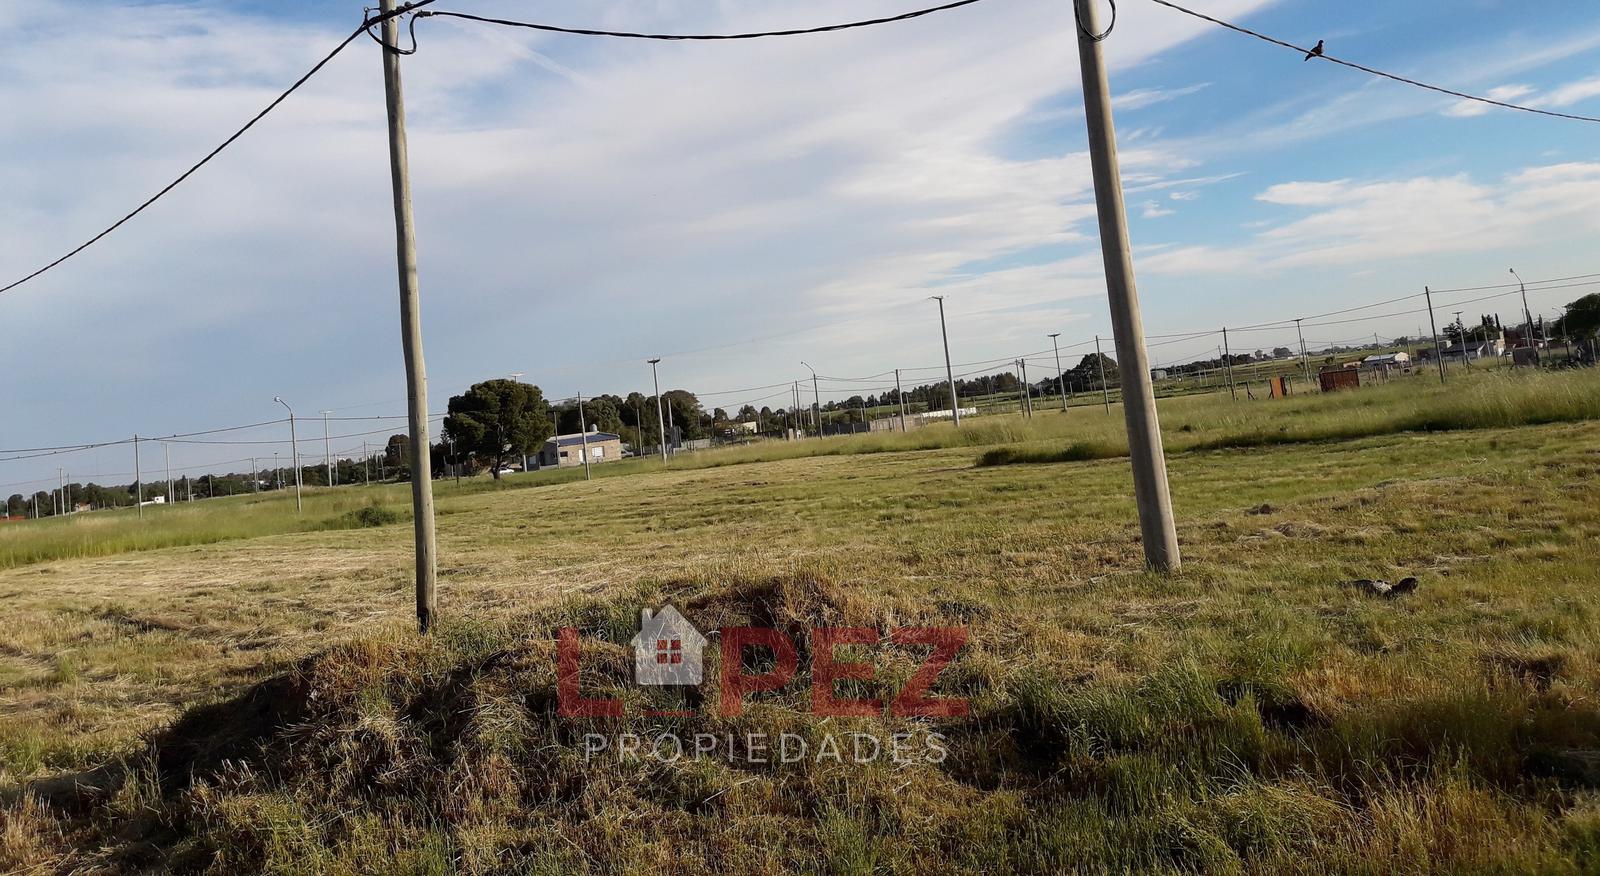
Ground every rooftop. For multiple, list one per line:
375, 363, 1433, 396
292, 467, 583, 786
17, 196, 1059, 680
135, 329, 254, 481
546, 431, 621, 448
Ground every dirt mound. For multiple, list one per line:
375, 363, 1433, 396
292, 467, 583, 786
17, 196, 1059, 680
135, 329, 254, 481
681, 572, 877, 643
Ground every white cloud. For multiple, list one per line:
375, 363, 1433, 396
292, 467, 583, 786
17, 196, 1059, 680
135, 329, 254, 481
1115, 83, 1210, 112
1141, 200, 1175, 218
1141, 163, 1600, 275
1538, 76, 1600, 108
1442, 84, 1534, 117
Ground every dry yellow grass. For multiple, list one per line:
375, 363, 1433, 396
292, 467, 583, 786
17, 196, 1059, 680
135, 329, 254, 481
0, 375, 1598, 873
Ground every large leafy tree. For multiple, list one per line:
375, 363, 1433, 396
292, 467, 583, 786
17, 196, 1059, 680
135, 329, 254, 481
443, 379, 553, 480
1565, 293, 1600, 340
554, 396, 624, 436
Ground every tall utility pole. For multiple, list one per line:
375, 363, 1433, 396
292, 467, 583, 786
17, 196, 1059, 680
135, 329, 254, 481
251, 457, 259, 493
275, 397, 303, 513
1075, 0, 1179, 571
1221, 327, 1237, 402
509, 373, 529, 471
1017, 359, 1033, 416
895, 368, 907, 431
1094, 335, 1110, 413
380, 0, 437, 633
135, 434, 144, 517
164, 444, 174, 503
1049, 333, 1068, 412
319, 410, 335, 486
801, 361, 821, 437
577, 392, 593, 481
666, 394, 676, 451
1509, 268, 1535, 348
1425, 285, 1446, 385
648, 358, 668, 464
929, 295, 960, 426
1294, 318, 1310, 383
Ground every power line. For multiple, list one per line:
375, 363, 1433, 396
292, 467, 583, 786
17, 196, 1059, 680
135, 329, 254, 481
414, 0, 987, 42
1148, 0, 1600, 124
0, 2, 431, 298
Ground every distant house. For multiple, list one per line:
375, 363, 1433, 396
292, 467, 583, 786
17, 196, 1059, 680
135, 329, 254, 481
1361, 351, 1410, 368
1151, 369, 1169, 381
537, 430, 622, 468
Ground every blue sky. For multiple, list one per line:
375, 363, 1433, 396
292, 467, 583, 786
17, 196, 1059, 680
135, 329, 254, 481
3, 0, 1600, 489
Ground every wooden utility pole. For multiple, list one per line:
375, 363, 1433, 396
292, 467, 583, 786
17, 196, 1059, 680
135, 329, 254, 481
1222, 327, 1237, 402
577, 392, 593, 481
1094, 335, 1110, 413
379, 0, 438, 633
133, 435, 143, 517
895, 368, 907, 432
931, 295, 960, 426
1074, 0, 1180, 571
1425, 285, 1446, 385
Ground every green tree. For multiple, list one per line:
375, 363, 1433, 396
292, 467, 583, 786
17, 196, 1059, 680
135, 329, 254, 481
443, 379, 553, 480
1565, 293, 1600, 339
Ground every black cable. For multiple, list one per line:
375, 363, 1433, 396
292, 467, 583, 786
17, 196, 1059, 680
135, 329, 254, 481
1148, 0, 1600, 124
415, 0, 987, 42
365, 2, 427, 55
0, 2, 431, 297
1074, 0, 1116, 43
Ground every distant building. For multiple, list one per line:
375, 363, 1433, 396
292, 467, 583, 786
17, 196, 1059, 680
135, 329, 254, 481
1151, 369, 1169, 381
1361, 351, 1410, 368
538, 430, 622, 468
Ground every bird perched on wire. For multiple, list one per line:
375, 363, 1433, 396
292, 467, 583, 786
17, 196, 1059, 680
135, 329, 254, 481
1304, 39, 1324, 61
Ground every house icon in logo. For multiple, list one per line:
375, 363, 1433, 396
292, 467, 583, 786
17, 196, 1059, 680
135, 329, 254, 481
631, 605, 708, 686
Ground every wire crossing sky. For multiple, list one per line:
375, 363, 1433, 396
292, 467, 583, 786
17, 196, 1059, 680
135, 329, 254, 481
2, 0, 1599, 485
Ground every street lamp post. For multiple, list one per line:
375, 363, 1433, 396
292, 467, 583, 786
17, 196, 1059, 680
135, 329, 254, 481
647, 359, 668, 464
274, 397, 303, 514
1509, 268, 1536, 348
929, 296, 960, 426
1048, 333, 1068, 412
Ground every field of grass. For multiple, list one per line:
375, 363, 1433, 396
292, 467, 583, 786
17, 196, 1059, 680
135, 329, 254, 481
2, 367, 1598, 873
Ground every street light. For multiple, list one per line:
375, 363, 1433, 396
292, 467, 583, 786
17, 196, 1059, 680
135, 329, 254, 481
1048, 333, 1068, 412
1509, 268, 1536, 348
929, 296, 960, 426
647, 358, 668, 464
274, 397, 303, 514
800, 360, 821, 436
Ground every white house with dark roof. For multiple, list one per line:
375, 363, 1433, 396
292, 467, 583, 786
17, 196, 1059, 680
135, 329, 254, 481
537, 429, 622, 468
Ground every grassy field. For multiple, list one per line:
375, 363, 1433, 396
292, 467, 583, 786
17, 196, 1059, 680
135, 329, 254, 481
2, 367, 1599, 873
